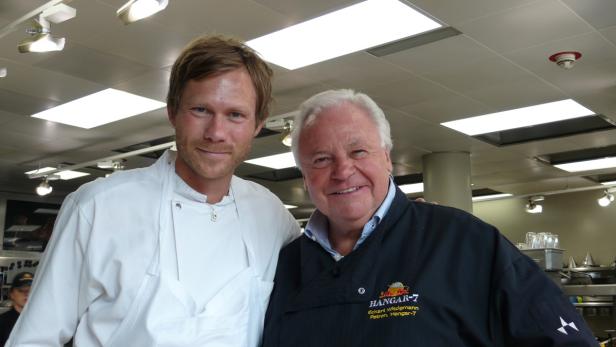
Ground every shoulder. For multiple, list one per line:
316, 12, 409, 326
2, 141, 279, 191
69, 164, 162, 206
407, 200, 498, 236
232, 176, 282, 203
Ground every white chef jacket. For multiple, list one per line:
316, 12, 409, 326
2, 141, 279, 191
7, 150, 300, 347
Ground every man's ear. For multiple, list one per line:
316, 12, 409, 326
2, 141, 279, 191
254, 119, 265, 137
167, 106, 177, 128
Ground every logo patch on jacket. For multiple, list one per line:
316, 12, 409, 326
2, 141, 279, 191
368, 282, 419, 320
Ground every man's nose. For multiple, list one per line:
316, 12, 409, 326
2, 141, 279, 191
203, 115, 226, 142
332, 156, 355, 180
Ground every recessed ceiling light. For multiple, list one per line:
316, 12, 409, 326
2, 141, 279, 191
472, 193, 512, 202
399, 183, 424, 194
246, 0, 441, 70
441, 99, 594, 136
245, 152, 297, 169
25, 167, 90, 180
554, 157, 616, 172
31, 88, 166, 129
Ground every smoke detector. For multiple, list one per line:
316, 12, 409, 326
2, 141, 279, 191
549, 51, 581, 70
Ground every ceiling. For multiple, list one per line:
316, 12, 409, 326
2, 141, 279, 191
1, 0, 616, 218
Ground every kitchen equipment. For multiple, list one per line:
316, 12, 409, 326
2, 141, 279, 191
521, 248, 563, 271
583, 252, 596, 267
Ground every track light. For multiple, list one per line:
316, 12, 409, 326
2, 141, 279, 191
598, 189, 615, 207
525, 195, 544, 214
117, 0, 169, 24
36, 179, 53, 196
18, 17, 65, 53
281, 120, 293, 147
18, 4, 76, 53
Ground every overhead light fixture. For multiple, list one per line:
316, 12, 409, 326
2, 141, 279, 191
554, 157, 616, 173
598, 189, 615, 207
601, 180, 616, 186
441, 99, 594, 136
245, 152, 296, 169
18, 17, 65, 53
18, 4, 76, 53
284, 204, 298, 209
117, 0, 169, 24
399, 183, 424, 194
472, 193, 513, 202
0, 67, 6, 78
31, 88, 166, 129
281, 120, 293, 147
36, 178, 53, 196
25, 167, 90, 180
246, 0, 441, 70
525, 196, 544, 214
97, 160, 125, 170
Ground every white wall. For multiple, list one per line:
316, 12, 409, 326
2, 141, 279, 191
474, 189, 616, 266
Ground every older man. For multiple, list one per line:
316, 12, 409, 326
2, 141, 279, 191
262, 89, 596, 346
8, 36, 299, 347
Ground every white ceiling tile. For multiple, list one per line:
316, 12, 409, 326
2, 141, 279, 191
458, 0, 594, 54
409, 0, 536, 26
34, 42, 151, 86
150, 0, 289, 41
298, 52, 413, 92
383, 35, 496, 75
562, 0, 616, 30
400, 91, 493, 123
462, 75, 565, 110
362, 75, 453, 108
82, 19, 195, 69
112, 68, 170, 102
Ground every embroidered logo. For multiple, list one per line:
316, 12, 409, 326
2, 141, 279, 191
368, 282, 419, 320
556, 316, 579, 335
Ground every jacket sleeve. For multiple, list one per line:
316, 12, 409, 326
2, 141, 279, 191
7, 195, 90, 346
492, 250, 598, 346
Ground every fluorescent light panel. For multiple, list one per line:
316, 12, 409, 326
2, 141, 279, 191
284, 204, 298, 209
25, 167, 90, 180
399, 183, 424, 194
601, 180, 616, 186
245, 152, 297, 169
246, 0, 441, 70
31, 88, 166, 129
472, 193, 512, 202
441, 99, 594, 136
554, 157, 616, 172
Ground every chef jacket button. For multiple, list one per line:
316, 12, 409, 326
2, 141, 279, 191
358, 287, 366, 295
175, 202, 182, 209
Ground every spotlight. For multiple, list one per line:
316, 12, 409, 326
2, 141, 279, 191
598, 190, 615, 207
281, 120, 293, 147
525, 196, 544, 214
18, 17, 65, 53
117, 0, 169, 24
36, 179, 53, 196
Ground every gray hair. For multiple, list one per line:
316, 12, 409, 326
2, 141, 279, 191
291, 89, 393, 170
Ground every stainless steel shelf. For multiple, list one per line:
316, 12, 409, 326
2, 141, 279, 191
563, 284, 616, 296
573, 302, 614, 307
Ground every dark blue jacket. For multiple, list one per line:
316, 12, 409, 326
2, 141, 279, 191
262, 188, 597, 346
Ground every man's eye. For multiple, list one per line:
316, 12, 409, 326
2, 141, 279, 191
312, 157, 331, 168
190, 107, 208, 115
351, 150, 368, 158
229, 112, 244, 119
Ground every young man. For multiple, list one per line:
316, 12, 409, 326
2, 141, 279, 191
8, 36, 299, 347
0, 273, 33, 346
262, 89, 596, 346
